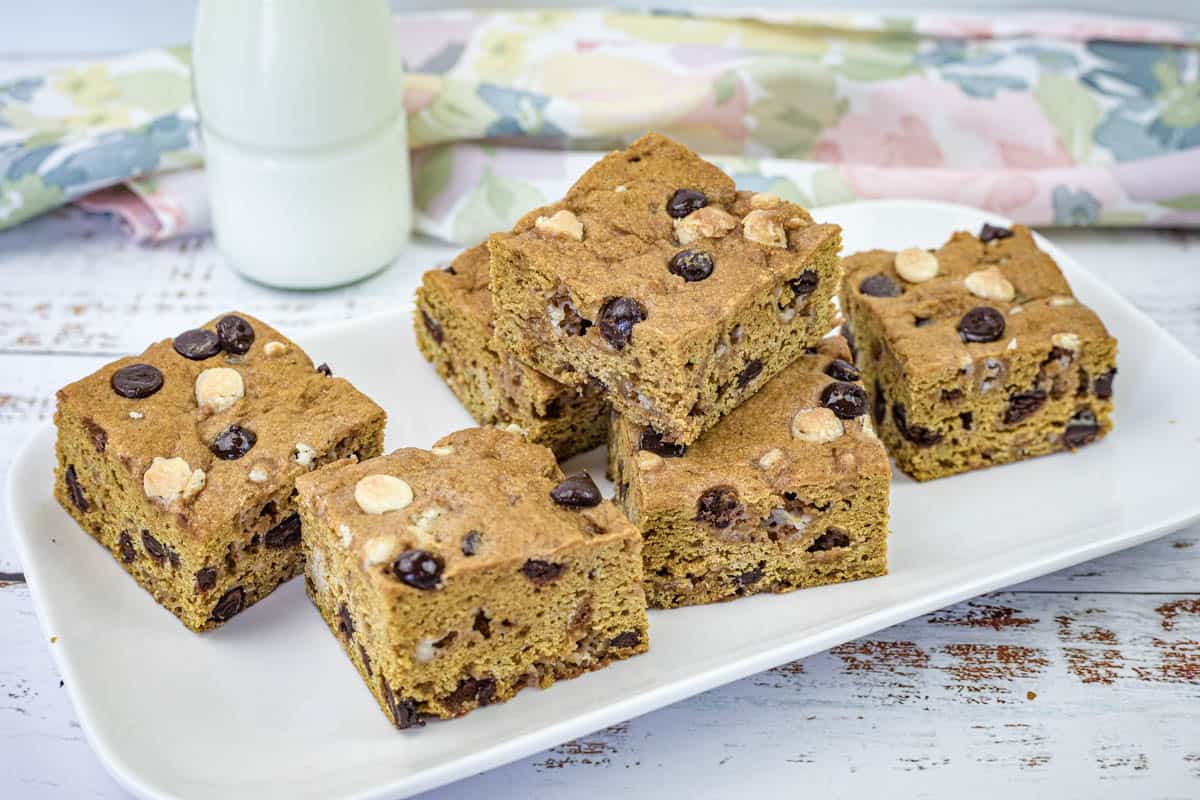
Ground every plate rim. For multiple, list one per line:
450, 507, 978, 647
10, 198, 1200, 800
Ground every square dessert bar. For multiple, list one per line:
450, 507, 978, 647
415, 243, 607, 460
295, 427, 648, 728
54, 312, 386, 631
489, 132, 842, 446
609, 336, 890, 608
841, 223, 1118, 481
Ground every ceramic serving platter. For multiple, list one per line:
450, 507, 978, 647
10, 201, 1200, 799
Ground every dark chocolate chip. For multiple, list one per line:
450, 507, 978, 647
842, 323, 857, 361
195, 566, 217, 592
64, 465, 89, 512
475, 678, 497, 706
445, 678, 482, 712
824, 358, 860, 382
522, 559, 567, 585
443, 264, 457, 275
83, 418, 107, 452
172, 328, 222, 360
1004, 389, 1048, 425
383, 682, 423, 729
392, 549, 444, 590
979, 223, 1014, 243
168, 549, 180, 569
668, 249, 715, 282
872, 380, 886, 426
216, 315, 255, 354
461, 530, 482, 556
541, 398, 563, 419
638, 427, 686, 458
892, 403, 943, 446
359, 645, 373, 676
960, 411, 974, 430
338, 603, 355, 639
789, 269, 819, 299
119, 532, 136, 563
141, 530, 166, 562
807, 527, 850, 552
940, 388, 964, 403
958, 306, 1006, 343
550, 473, 602, 508
316, 363, 333, 377
736, 359, 764, 389
264, 513, 302, 549
820, 381, 868, 419
914, 315, 933, 328
558, 297, 593, 337
1094, 368, 1117, 400
734, 563, 765, 589
420, 309, 444, 345
598, 297, 646, 350
110, 363, 163, 399
859, 273, 903, 298
210, 586, 245, 622
473, 609, 492, 639
667, 188, 708, 219
609, 630, 642, 649
695, 485, 743, 529
1064, 408, 1100, 448
211, 424, 256, 460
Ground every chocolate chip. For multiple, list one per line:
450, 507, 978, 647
892, 403, 943, 446
958, 306, 1005, 343
789, 269, 818, 299
695, 485, 743, 529
842, 323, 857, 361
554, 291, 593, 337
473, 609, 492, 639
940, 388, 964, 403
359, 645, 373, 676
598, 297, 645, 350
609, 630, 642, 649
960, 411, 974, 430
541, 398, 563, 419
443, 264, 457, 275
914, 315, 933, 327
119, 532, 136, 563
195, 567, 217, 592
64, 465, 89, 512
110, 363, 163, 399
83, 418, 107, 452
824, 358, 860, 382
872, 380, 886, 426
338, 603, 355, 639
420, 310, 444, 345
550, 473, 602, 508
667, 188, 708, 218
216, 315, 255, 354
1064, 408, 1099, 448
461, 530, 482, 556
391, 549, 444, 590
807, 527, 850, 552
522, 559, 566, 585
820, 381, 868, 419
211, 424, 256, 460
859, 273, 903, 298
316, 363, 333, 377
140, 531, 165, 563
264, 513, 302, 549
736, 359, 764, 389
734, 563, 765, 589
445, 678, 482, 712
173, 328, 222, 360
1094, 368, 1117, 399
383, 683, 423, 729
210, 586, 245, 622
1004, 389, 1048, 425
475, 678, 497, 706
979, 223, 1014, 243
638, 427, 686, 458
668, 249, 714, 282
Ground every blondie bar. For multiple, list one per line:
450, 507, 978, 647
489, 133, 842, 446
609, 337, 890, 608
295, 427, 648, 728
415, 244, 607, 460
841, 224, 1117, 481
53, 312, 386, 631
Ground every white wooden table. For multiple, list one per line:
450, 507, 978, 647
3, 197, 1199, 798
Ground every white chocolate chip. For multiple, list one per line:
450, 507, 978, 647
294, 442, 316, 468
355, 474, 413, 515
635, 451, 664, 471
742, 209, 788, 248
964, 267, 1015, 302
614, 184, 627, 193
143, 457, 206, 505
674, 205, 738, 245
496, 422, 528, 438
959, 354, 975, 375
749, 192, 781, 210
757, 448, 785, 469
415, 638, 437, 663
1048, 295, 1076, 307
791, 407, 844, 443
431, 445, 454, 457
263, 340, 288, 356
1009, 305, 1024, 315
410, 506, 443, 534
1006, 337, 1018, 352
1052, 332, 1081, 352
535, 209, 584, 241
338, 524, 353, 548
195, 367, 244, 413
894, 247, 939, 283
362, 533, 397, 566
128, 411, 144, 420
309, 548, 328, 593
248, 466, 269, 483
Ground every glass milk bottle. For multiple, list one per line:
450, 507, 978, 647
192, 0, 411, 288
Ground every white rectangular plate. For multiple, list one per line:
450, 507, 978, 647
10, 201, 1200, 800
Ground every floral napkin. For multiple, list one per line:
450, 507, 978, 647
1, 9, 1198, 246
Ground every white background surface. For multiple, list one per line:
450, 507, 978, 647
3, 2, 1200, 798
